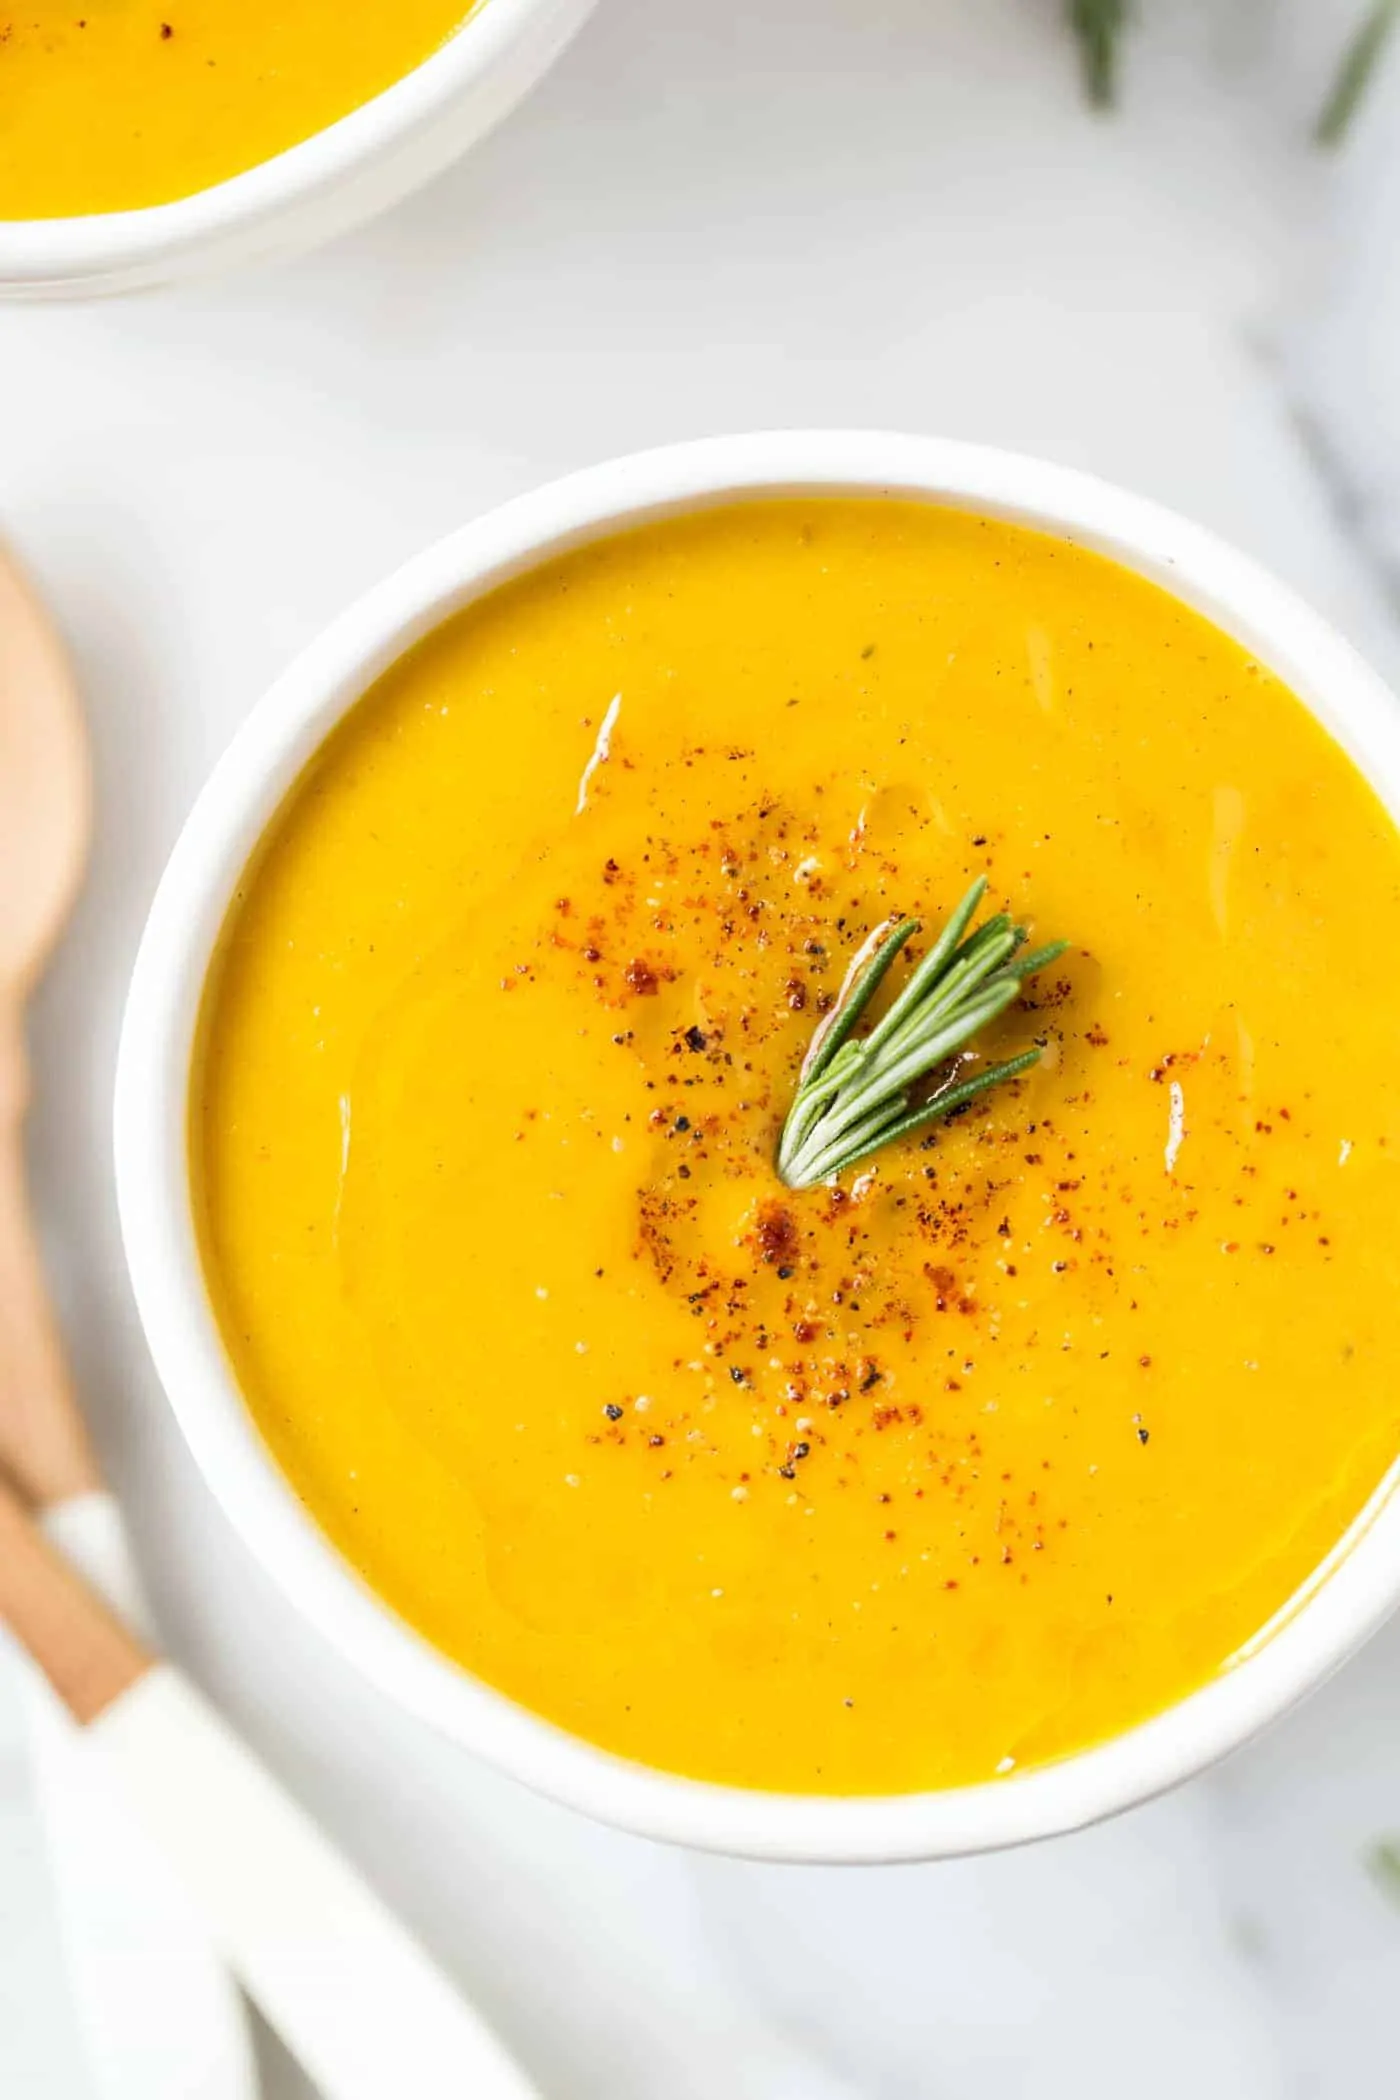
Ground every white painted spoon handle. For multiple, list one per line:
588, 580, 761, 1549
40, 1491, 153, 1633
92, 1664, 539, 2100
27, 1491, 257, 2100
0, 1482, 536, 2100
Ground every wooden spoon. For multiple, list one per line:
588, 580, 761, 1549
0, 542, 100, 1506
0, 543, 258, 2098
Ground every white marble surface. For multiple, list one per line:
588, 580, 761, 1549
5, 1, 1400, 2094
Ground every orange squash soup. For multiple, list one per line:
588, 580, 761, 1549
0, 0, 471, 219
193, 499, 1400, 1794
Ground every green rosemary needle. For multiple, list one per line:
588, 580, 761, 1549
1065, 0, 1394, 144
1317, 0, 1399, 146
775, 878, 1067, 1190
1067, 0, 1128, 108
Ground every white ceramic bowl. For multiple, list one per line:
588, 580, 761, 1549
0, 0, 596, 299
115, 431, 1400, 1862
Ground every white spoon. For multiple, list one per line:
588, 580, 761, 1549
0, 1474, 539, 2100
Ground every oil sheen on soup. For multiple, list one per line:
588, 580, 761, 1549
193, 499, 1400, 1794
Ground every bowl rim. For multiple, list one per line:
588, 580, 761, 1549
0, 0, 591, 283
114, 429, 1400, 1862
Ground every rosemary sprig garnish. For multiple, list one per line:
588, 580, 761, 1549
776, 878, 1066, 1190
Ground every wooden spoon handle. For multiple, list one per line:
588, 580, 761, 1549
0, 1008, 101, 1506
0, 1471, 149, 1723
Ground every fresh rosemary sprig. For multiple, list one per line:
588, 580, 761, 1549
776, 878, 1067, 1190
1067, 0, 1395, 144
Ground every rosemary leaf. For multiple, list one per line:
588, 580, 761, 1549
859, 878, 988, 1060
1068, 0, 1129, 109
800, 916, 919, 1087
1318, 0, 1400, 146
797, 1051, 1044, 1187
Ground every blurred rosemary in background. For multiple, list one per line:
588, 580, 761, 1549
1066, 0, 1398, 141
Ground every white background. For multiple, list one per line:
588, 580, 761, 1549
6, 1, 1400, 2093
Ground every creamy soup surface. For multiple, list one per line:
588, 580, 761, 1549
0, 0, 470, 218
194, 499, 1400, 1794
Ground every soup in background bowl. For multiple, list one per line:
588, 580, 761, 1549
115, 433, 1400, 1860
1, 0, 475, 219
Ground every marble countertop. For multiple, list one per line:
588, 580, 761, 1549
5, 2, 1400, 2093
